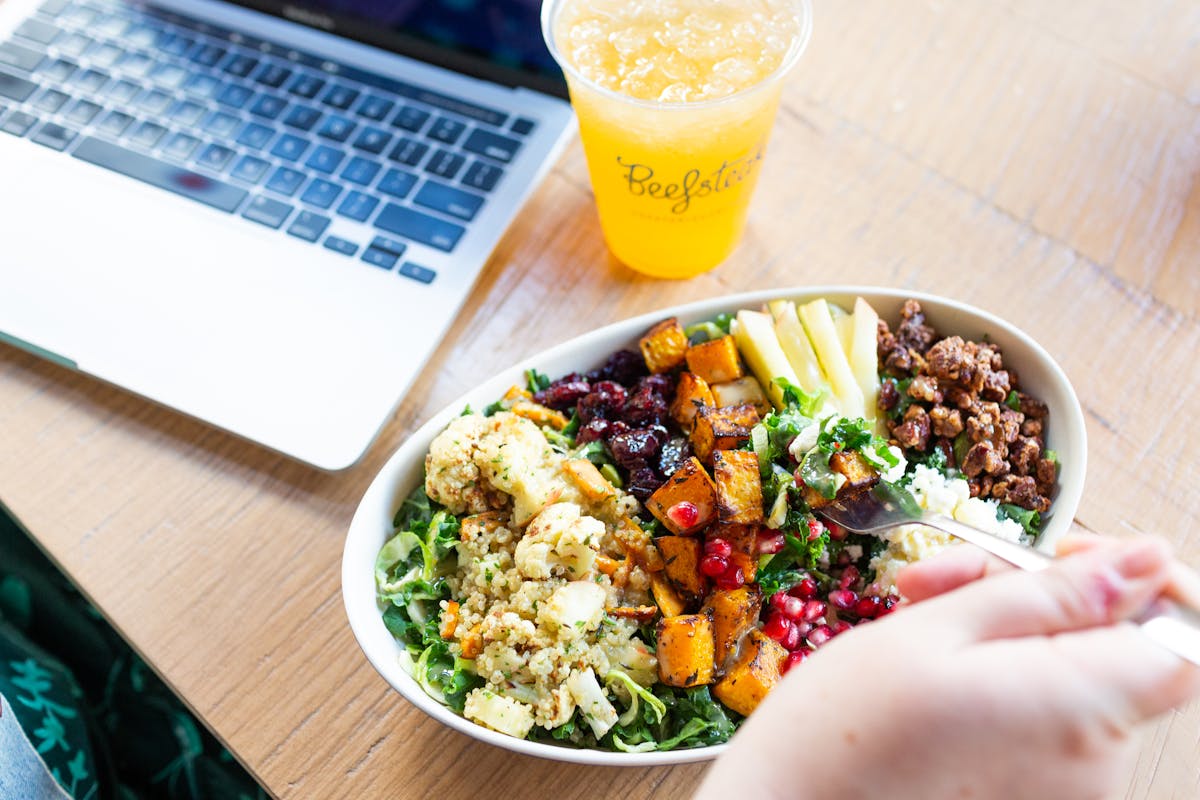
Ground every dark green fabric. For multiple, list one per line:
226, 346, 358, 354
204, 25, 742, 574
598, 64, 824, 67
0, 509, 268, 800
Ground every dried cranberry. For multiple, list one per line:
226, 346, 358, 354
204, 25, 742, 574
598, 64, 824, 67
533, 374, 591, 410
626, 467, 661, 501
588, 350, 646, 385
639, 373, 675, 398
577, 381, 627, 423
574, 418, 610, 444
622, 385, 668, 427
658, 436, 692, 476
609, 428, 663, 470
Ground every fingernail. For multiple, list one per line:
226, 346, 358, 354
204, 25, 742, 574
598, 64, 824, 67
1115, 540, 1165, 580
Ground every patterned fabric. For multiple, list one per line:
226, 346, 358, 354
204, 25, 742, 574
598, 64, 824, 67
0, 511, 268, 800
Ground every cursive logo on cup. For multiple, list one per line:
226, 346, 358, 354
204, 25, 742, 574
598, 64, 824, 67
616, 147, 765, 215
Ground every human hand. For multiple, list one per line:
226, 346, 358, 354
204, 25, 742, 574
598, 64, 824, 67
695, 537, 1200, 800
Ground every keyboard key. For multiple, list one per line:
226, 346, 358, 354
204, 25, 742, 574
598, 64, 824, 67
183, 73, 220, 100
341, 155, 380, 186
158, 32, 192, 58
287, 210, 329, 242
249, 93, 287, 120
321, 84, 358, 110
134, 88, 172, 114
15, 18, 58, 45
61, 5, 98, 26
41, 0, 71, 15
0, 41, 45, 73
414, 180, 484, 221
95, 14, 128, 38
388, 137, 428, 167
197, 142, 235, 171
265, 166, 304, 196
375, 203, 465, 252
283, 104, 320, 131
148, 62, 187, 89
323, 236, 358, 256
96, 110, 133, 137
71, 68, 108, 93
462, 160, 503, 192
161, 131, 200, 160
242, 195, 292, 229
300, 177, 340, 209
317, 114, 355, 142
129, 121, 166, 148
31, 121, 75, 150
1, 110, 37, 136
462, 128, 521, 163
33, 88, 69, 113
370, 235, 407, 255
105, 79, 139, 104
116, 52, 152, 78
424, 149, 465, 180
391, 105, 429, 132
216, 82, 253, 109
270, 133, 308, 162
352, 126, 391, 155
202, 111, 239, 137
305, 145, 343, 174
0, 69, 36, 102
122, 25, 157, 50
73, 136, 248, 213
377, 168, 417, 199
222, 53, 258, 78
399, 262, 436, 284
357, 95, 394, 121
64, 98, 100, 125
231, 154, 270, 183
288, 73, 325, 99
189, 43, 226, 68
54, 32, 90, 59
361, 246, 398, 270
336, 190, 378, 222
427, 116, 466, 144
168, 100, 205, 126
254, 62, 291, 88
42, 58, 77, 83
236, 122, 274, 150
86, 42, 121, 69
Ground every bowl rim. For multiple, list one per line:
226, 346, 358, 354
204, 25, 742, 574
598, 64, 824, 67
342, 284, 1087, 767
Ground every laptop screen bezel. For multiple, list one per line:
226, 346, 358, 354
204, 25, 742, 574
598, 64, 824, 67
224, 0, 568, 99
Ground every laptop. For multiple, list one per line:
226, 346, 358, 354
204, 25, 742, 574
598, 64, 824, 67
0, 0, 574, 470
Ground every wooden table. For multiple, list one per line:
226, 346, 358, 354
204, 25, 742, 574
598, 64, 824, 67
3, 0, 1198, 797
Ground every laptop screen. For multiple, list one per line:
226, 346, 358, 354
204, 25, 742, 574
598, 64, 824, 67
236, 0, 567, 98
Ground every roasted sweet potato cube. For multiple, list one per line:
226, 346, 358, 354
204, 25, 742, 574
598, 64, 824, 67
713, 450, 765, 525
646, 457, 718, 535
656, 610, 716, 687
639, 317, 689, 374
686, 335, 744, 384
651, 572, 689, 618
510, 399, 569, 430
830, 451, 880, 494
670, 372, 716, 432
704, 585, 763, 672
562, 458, 617, 502
615, 516, 664, 572
658, 535, 706, 599
713, 629, 786, 716
691, 404, 760, 463
728, 550, 758, 584
710, 377, 771, 417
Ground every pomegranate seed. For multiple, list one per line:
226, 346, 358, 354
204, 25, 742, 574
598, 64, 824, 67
763, 611, 791, 643
715, 565, 745, 591
803, 600, 827, 622
667, 501, 699, 529
756, 532, 786, 554
793, 621, 812, 637
790, 576, 819, 599
855, 596, 883, 619
777, 595, 805, 621
829, 589, 859, 610
781, 623, 802, 650
704, 537, 732, 559
807, 625, 834, 648
881, 596, 900, 615
827, 521, 846, 541
783, 650, 809, 673
838, 565, 860, 590
806, 518, 825, 541
831, 620, 853, 635
700, 554, 728, 577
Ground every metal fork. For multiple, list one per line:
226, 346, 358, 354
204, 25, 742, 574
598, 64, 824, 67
817, 484, 1200, 667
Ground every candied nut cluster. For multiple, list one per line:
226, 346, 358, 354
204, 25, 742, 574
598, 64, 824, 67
877, 300, 1055, 512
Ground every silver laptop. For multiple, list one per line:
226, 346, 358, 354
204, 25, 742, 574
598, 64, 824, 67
0, 0, 574, 469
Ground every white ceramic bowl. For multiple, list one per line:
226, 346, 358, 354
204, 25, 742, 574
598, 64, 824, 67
342, 286, 1087, 767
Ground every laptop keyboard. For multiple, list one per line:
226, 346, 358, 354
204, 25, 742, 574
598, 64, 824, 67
0, 0, 539, 283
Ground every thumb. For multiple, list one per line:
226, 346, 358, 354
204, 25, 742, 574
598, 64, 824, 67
908, 538, 1173, 645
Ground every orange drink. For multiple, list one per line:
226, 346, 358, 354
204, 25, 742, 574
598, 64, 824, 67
542, 0, 812, 278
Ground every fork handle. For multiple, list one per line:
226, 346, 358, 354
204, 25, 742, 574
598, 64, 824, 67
922, 515, 1200, 667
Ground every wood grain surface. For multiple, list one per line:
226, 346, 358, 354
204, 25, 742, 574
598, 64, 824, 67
2, 1, 1198, 798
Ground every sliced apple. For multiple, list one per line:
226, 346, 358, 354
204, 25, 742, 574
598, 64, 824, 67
798, 299, 866, 420
766, 300, 829, 399
731, 310, 800, 409
849, 297, 881, 432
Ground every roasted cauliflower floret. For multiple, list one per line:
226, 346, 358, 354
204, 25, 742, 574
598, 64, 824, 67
424, 414, 507, 515
515, 502, 602, 580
